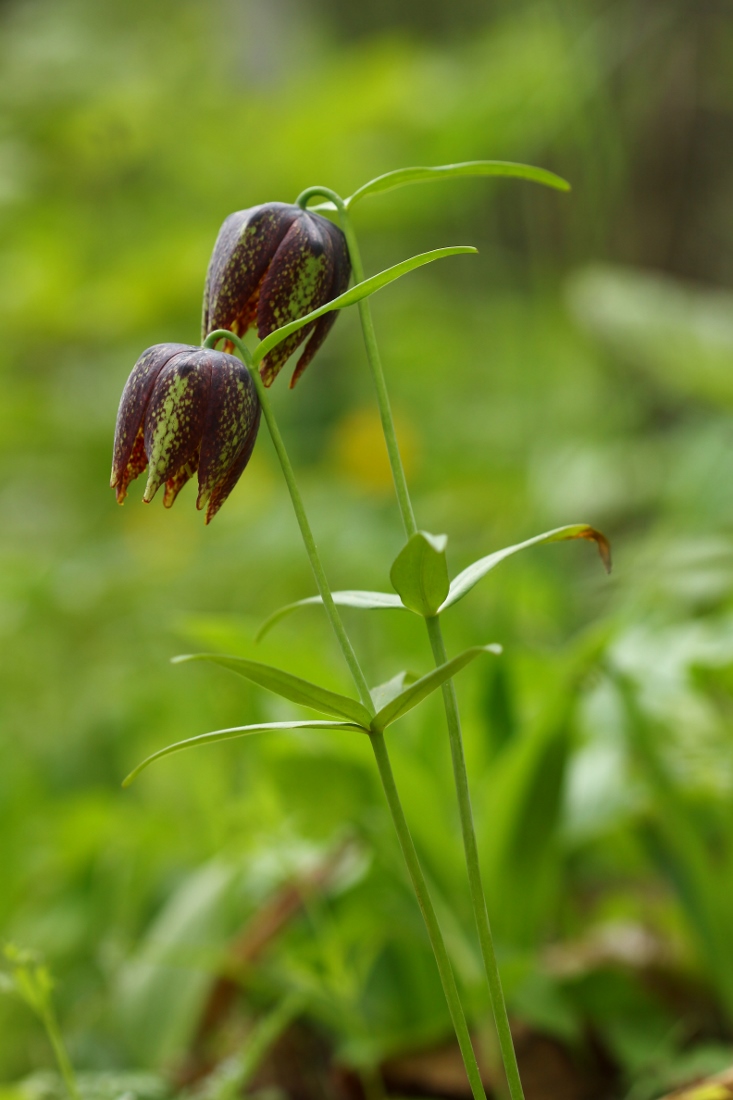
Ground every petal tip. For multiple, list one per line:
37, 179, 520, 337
143, 472, 160, 503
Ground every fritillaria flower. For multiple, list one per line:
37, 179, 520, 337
111, 343, 261, 523
202, 202, 351, 388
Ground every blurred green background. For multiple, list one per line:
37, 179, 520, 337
3, 0, 733, 1095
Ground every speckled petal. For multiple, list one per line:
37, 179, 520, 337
289, 218, 351, 388
114, 427, 148, 504
163, 456, 198, 508
204, 409, 261, 524
203, 203, 298, 342
257, 211, 336, 386
142, 352, 211, 503
196, 352, 261, 516
111, 343, 195, 501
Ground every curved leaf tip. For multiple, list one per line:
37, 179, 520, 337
122, 718, 368, 788
574, 526, 612, 573
256, 590, 408, 642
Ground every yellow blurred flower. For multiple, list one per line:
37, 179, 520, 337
329, 406, 420, 493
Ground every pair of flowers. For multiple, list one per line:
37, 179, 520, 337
111, 203, 350, 523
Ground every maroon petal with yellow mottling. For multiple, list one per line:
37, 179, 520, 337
289, 218, 351, 388
257, 211, 337, 387
142, 352, 211, 503
163, 456, 198, 509
196, 352, 261, 513
113, 427, 147, 504
202, 204, 298, 341
203, 408, 260, 524
111, 343, 196, 501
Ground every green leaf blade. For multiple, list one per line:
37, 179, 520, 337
256, 590, 408, 642
372, 644, 502, 732
369, 670, 418, 712
441, 524, 611, 612
252, 247, 477, 366
390, 531, 450, 617
346, 161, 571, 207
123, 720, 366, 787
173, 653, 373, 725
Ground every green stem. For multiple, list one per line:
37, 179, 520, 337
204, 327, 487, 1100
370, 729, 487, 1100
296, 187, 417, 534
295, 190, 525, 1100
41, 1005, 80, 1100
425, 616, 524, 1100
205, 329, 372, 711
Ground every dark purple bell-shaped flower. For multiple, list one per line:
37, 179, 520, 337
202, 202, 351, 388
111, 343, 261, 523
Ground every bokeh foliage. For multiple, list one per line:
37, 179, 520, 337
3, 0, 733, 1093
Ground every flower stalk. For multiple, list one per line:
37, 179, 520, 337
203, 328, 488, 1100
116, 161, 587, 1095
295, 187, 526, 1100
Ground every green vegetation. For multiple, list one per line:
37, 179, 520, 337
3, 0, 733, 1096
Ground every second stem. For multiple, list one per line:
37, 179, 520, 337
331, 202, 526, 1100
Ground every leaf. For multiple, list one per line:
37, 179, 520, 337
345, 161, 571, 207
173, 653, 373, 725
123, 720, 367, 786
371, 644, 502, 732
481, 657, 518, 760
440, 524, 611, 611
479, 690, 577, 948
252, 247, 477, 366
390, 531, 450, 617
613, 672, 733, 1019
256, 590, 407, 642
370, 670, 418, 711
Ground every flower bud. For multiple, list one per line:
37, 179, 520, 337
111, 344, 261, 523
202, 202, 351, 388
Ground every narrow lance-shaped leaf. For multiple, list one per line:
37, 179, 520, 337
252, 246, 477, 366
390, 531, 449, 617
370, 670, 418, 712
372, 644, 502, 733
345, 161, 571, 207
173, 653, 373, 725
256, 590, 407, 642
123, 720, 367, 787
440, 525, 611, 612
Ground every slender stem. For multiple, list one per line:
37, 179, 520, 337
296, 187, 417, 534
205, 329, 372, 711
425, 616, 524, 1100
370, 730, 487, 1100
205, 327, 487, 1100
41, 1004, 81, 1100
295, 192, 525, 1100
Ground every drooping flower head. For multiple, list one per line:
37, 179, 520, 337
202, 202, 351, 388
111, 344, 261, 523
